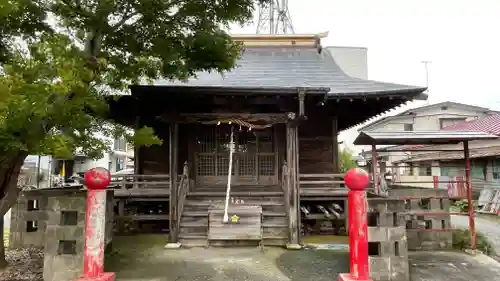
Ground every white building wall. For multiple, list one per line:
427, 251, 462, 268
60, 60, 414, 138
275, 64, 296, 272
326, 46, 368, 80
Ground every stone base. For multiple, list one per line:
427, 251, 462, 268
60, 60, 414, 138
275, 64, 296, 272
165, 242, 182, 249
338, 273, 372, 281
465, 248, 483, 256
286, 243, 302, 250
76, 272, 115, 281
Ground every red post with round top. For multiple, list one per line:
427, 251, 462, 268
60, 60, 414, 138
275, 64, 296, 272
76, 167, 115, 281
338, 168, 372, 281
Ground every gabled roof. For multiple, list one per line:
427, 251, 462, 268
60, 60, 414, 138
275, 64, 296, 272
357, 101, 493, 131
150, 46, 426, 98
442, 113, 500, 135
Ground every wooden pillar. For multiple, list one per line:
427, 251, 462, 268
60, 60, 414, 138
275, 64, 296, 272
286, 123, 300, 247
332, 117, 340, 173
134, 116, 141, 174
169, 123, 179, 243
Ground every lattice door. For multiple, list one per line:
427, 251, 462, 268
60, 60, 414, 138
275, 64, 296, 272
195, 126, 276, 185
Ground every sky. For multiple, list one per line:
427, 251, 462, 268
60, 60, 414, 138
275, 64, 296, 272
229, 0, 500, 152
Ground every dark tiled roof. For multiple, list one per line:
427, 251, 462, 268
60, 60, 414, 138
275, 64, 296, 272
151, 47, 426, 97
442, 113, 500, 136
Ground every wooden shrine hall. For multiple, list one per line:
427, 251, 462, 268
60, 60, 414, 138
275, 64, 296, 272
107, 33, 427, 247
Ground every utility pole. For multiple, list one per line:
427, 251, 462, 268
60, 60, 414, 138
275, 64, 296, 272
421, 60, 431, 92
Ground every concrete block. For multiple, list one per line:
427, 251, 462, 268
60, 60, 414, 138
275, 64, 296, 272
397, 239, 409, 257
286, 243, 302, 250
386, 200, 405, 212
378, 213, 395, 227
369, 256, 390, 281
429, 199, 441, 210
368, 227, 388, 242
165, 242, 182, 249
390, 256, 410, 281
379, 241, 395, 257
369, 200, 388, 213
387, 226, 406, 241
43, 254, 84, 281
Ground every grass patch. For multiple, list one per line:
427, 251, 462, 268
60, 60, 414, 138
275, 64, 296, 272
3, 227, 8, 248
452, 229, 495, 256
302, 235, 349, 244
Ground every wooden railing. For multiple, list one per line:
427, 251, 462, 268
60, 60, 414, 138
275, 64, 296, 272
110, 174, 171, 189
299, 173, 345, 186
177, 161, 190, 223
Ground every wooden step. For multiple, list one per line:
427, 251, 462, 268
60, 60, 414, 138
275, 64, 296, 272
185, 200, 284, 206
116, 214, 169, 221
188, 191, 283, 196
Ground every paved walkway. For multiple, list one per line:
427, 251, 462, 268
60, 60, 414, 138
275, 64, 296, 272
451, 215, 500, 256
106, 235, 500, 281
409, 251, 500, 281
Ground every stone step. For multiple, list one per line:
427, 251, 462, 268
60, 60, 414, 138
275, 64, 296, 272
179, 238, 208, 247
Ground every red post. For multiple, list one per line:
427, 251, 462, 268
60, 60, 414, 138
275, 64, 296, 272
76, 167, 115, 281
339, 168, 372, 281
463, 141, 476, 249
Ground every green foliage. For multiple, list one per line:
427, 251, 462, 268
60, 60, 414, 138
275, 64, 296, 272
453, 229, 495, 256
339, 148, 357, 173
0, 0, 264, 216
0, 0, 262, 156
454, 200, 469, 213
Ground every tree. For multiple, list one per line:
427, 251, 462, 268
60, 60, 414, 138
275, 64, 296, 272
339, 148, 357, 173
0, 0, 265, 268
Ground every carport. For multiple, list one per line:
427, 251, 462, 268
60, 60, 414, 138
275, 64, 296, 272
353, 130, 498, 249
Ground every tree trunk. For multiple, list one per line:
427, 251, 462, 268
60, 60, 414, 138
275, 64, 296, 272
0, 152, 27, 269
0, 152, 27, 217
0, 216, 6, 269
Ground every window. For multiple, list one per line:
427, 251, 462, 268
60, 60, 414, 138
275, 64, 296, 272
439, 118, 466, 129
114, 136, 127, 151
115, 157, 125, 172
404, 123, 413, 131
418, 164, 432, 176
408, 163, 414, 176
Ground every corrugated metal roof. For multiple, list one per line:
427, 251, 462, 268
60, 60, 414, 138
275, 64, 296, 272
353, 130, 498, 146
151, 47, 426, 97
442, 113, 500, 135
397, 146, 500, 162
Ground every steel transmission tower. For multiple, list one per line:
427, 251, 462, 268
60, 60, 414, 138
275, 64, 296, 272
256, 0, 294, 34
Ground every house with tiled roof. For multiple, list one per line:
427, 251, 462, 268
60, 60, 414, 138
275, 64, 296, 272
395, 113, 500, 185
358, 101, 496, 177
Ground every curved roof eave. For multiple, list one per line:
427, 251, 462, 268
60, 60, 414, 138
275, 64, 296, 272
139, 46, 426, 99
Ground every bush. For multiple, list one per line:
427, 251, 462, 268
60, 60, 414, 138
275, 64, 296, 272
452, 229, 495, 256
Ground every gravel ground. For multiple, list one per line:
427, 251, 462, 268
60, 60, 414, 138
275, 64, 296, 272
451, 215, 500, 257
0, 248, 44, 281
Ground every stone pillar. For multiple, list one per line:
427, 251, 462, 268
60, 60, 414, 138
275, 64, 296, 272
43, 189, 87, 281
9, 192, 48, 249
367, 199, 409, 281
388, 188, 452, 251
